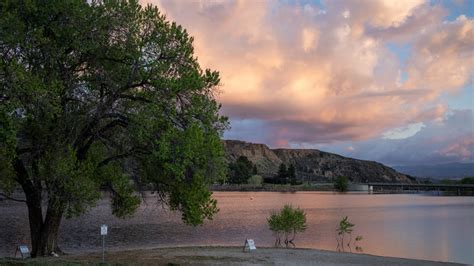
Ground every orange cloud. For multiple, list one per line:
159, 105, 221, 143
142, 0, 473, 146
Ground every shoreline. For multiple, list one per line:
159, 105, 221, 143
1, 246, 463, 265
209, 184, 474, 195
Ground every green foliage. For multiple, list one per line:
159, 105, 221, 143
420, 179, 433, 184
440, 179, 459, 184
37, 147, 103, 218
336, 216, 363, 252
334, 176, 349, 192
0, 107, 18, 195
145, 123, 224, 225
278, 163, 288, 179
460, 177, 474, 184
0, 0, 227, 236
336, 216, 354, 236
228, 156, 254, 184
268, 204, 307, 248
247, 175, 263, 186
287, 164, 297, 185
287, 164, 296, 178
440, 177, 474, 185
252, 164, 258, 175
274, 163, 298, 185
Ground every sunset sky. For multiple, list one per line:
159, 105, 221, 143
145, 0, 473, 166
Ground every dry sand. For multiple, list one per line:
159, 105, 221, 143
2, 246, 462, 265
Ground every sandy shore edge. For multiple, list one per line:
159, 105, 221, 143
1, 246, 464, 265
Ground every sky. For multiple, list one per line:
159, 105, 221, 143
144, 0, 473, 166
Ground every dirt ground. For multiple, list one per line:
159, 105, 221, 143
1, 246, 461, 266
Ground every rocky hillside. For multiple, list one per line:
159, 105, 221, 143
223, 140, 415, 183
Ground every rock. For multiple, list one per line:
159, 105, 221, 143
223, 140, 415, 183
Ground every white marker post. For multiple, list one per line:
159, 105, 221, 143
100, 224, 108, 263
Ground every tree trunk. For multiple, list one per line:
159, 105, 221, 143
25, 191, 43, 257
37, 203, 64, 256
15, 157, 65, 257
14, 158, 45, 257
25, 195, 64, 257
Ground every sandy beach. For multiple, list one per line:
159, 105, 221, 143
1, 246, 462, 265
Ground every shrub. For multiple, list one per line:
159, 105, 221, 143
460, 177, 474, 184
334, 176, 349, 192
268, 204, 307, 248
336, 216, 363, 252
247, 175, 263, 186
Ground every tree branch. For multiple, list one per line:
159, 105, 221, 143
119, 94, 152, 103
98, 152, 133, 168
98, 119, 128, 134
97, 148, 151, 168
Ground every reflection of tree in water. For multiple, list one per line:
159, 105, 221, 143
335, 216, 363, 253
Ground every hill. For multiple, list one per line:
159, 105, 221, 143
223, 140, 415, 183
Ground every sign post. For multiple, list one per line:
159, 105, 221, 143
243, 239, 256, 252
100, 224, 108, 263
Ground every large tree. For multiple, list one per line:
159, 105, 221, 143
228, 156, 253, 184
0, 0, 228, 257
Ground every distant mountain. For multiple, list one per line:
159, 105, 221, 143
223, 140, 415, 183
393, 163, 474, 179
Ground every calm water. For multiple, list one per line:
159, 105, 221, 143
1, 192, 473, 264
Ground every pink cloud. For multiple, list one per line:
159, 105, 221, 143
440, 137, 474, 160
143, 0, 473, 145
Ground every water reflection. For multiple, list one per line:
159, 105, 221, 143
0, 192, 473, 264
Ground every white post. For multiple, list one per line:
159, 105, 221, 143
102, 234, 105, 263
100, 224, 108, 263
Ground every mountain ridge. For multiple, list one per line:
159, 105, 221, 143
223, 139, 415, 183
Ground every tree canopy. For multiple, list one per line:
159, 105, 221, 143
277, 163, 288, 181
0, 0, 227, 256
334, 176, 349, 192
274, 163, 297, 184
228, 156, 254, 184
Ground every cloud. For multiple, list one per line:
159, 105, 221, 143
315, 109, 474, 165
144, 0, 473, 148
403, 15, 474, 97
439, 136, 474, 160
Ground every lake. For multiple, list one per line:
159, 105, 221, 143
1, 192, 473, 264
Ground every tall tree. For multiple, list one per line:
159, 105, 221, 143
228, 156, 253, 184
0, 0, 227, 257
287, 164, 296, 184
277, 163, 288, 184
252, 164, 258, 175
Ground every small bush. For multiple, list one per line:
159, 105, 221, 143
268, 204, 307, 248
334, 176, 349, 192
336, 216, 363, 252
247, 175, 263, 186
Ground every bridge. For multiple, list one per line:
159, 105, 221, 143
365, 182, 474, 195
